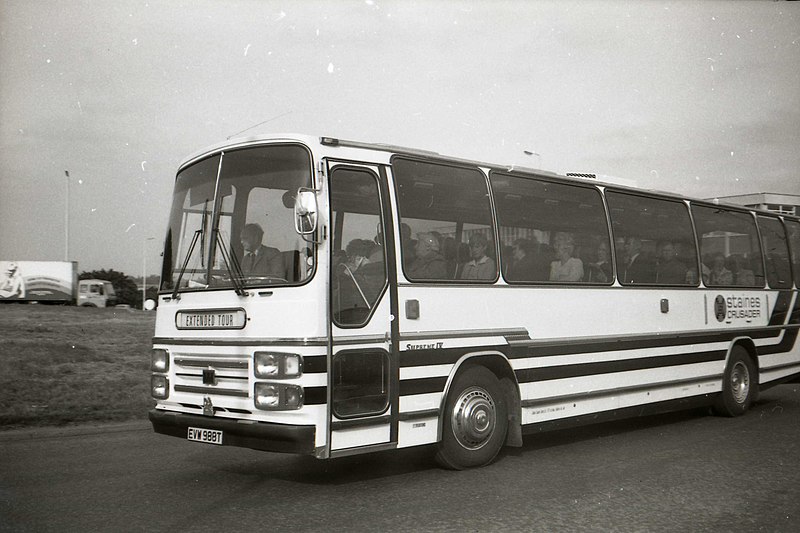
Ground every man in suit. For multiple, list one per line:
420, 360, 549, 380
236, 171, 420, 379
507, 238, 550, 282
240, 223, 285, 279
655, 241, 687, 284
621, 237, 655, 284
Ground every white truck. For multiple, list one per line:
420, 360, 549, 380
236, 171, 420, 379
77, 279, 118, 307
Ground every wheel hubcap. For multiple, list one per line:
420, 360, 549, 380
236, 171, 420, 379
451, 387, 496, 450
730, 361, 750, 404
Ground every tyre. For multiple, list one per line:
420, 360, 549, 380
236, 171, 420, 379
713, 346, 757, 417
436, 365, 508, 470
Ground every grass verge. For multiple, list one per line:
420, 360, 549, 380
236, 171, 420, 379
0, 304, 155, 429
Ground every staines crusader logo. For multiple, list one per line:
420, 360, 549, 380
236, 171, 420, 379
715, 294, 762, 323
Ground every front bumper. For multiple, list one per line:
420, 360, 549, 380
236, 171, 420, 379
149, 409, 316, 455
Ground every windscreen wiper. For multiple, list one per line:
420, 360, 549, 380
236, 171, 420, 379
199, 200, 208, 267
214, 231, 246, 296
171, 229, 202, 300
170, 200, 210, 299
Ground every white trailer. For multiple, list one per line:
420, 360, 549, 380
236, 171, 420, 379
0, 261, 78, 304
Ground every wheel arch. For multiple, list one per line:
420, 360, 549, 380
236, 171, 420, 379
725, 336, 760, 401
727, 336, 760, 376
437, 350, 522, 447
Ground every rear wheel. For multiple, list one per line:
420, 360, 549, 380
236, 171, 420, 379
714, 346, 757, 417
436, 365, 508, 470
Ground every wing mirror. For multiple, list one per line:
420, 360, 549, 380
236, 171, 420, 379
294, 188, 318, 236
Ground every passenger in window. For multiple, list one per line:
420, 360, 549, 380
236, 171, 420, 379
702, 261, 711, 284
334, 241, 365, 305
343, 239, 373, 274
586, 241, 612, 283
729, 254, 755, 286
240, 223, 284, 278
356, 242, 385, 304
655, 241, 687, 284
549, 232, 584, 282
460, 233, 496, 280
507, 238, 549, 281
332, 249, 348, 268
368, 231, 384, 263
430, 231, 444, 253
336, 239, 384, 311
620, 237, 655, 284
400, 223, 417, 265
615, 237, 628, 267
441, 236, 459, 278
454, 241, 471, 278
408, 232, 447, 280
708, 252, 733, 286
685, 262, 709, 285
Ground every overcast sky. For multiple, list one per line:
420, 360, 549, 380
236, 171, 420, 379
1, 0, 798, 275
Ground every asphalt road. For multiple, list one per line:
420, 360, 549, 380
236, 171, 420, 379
2, 384, 799, 532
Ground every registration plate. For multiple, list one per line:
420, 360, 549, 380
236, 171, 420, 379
187, 427, 223, 445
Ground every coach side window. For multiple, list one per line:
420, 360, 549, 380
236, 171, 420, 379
758, 216, 792, 289
393, 158, 497, 282
787, 220, 800, 286
691, 205, 764, 288
606, 192, 697, 286
491, 173, 610, 284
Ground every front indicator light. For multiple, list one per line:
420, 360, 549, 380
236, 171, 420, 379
151, 349, 169, 372
151, 375, 169, 399
254, 352, 302, 379
254, 383, 304, 410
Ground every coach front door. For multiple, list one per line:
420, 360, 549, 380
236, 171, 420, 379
327, 161, 397, 455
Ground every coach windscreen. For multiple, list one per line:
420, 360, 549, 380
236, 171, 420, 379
161, 144, 315, 293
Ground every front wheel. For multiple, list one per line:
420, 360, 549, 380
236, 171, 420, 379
713, 346, 757, 417
436, 365, 508, 469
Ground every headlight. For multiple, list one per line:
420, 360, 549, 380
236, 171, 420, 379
254, 383, 304, 410
151, 349, 169, 372
254, 352, 302, 379
151, 375, 169, 399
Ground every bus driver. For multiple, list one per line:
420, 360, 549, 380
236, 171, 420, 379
239, 223, 284, 279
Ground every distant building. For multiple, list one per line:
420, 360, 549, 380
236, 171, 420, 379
713, 192, 800, 216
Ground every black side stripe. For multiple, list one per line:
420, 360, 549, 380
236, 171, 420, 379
515, 350, 726, 383
791, 292, 800, 325
302, 356, 327, 374
768, 290, 794, 326
759, 326, 800, 357
399, 377, 447, 397
304, 386, 327, 405
759, 294, 800, 357
510, 327, 781, 359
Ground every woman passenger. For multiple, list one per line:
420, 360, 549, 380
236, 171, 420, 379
708, 252, 733, 286
549, 232, 584, 282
